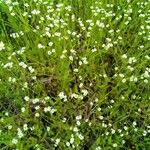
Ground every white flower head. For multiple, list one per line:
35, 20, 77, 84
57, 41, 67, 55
0, 41, 5, 51
12, 138, 18, 144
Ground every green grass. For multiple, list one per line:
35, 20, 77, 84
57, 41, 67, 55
0, 0, 150, 149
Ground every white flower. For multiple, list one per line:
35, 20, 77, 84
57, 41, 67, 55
19, 62, 27, 68
124, 126, 128, 130
44, 106, 51, 112
122, 54, 127, 59
0, 41, 5, 51
23, 124, 28, 131
69, 56, 73, 61
35, 113, 39, 117
73, 127, 78, 132
111, 129, 115, 134
73, 68, 78, 72
66, 142, 70, 147
97, 107, 101, 111
32, 98, 39, 104
113, 143, 117, 147
50, 108, 57, 114
31, 9, 40, 15
96, 146, 101, 150
54, 32, 61, 37
38, 43, 44, 49
21, 107, 25, 112
48, 42, 53, 46
17, 128, 24, 138
70, 137, 74, 144
99, 116, 104, 120
58, 92, 67, 101
47, 127, 50, 131
12, 138, 18, 144
35, 106, 40, 110
91, 48, 97, 52
122, 78, 126, 83
144, 79, 148, 83
78, 133, 84, 140
3, 62, 13, 68
28, 66, 35, 73
76, 121, 81, 126
24, 3, 29, 7
76, 115, 82, 120
71, 93, 79, 99
24, 96, 29, 101
133, 121, 137, 126
48, 51, 52, 55
82, 89, 88, 96
8, 125, 12, 130
55, 138, 60, 145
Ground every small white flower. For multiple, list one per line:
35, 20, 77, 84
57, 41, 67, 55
44, 106, 51, 112
35, 105, 40, 110
113, 143, 117, 147
78, 133, 84, 140
96, 146, 101, 150
24, 3, 29, 7
76, 115, 82, 120
97, 107, 101, 111
111, 129, 115, 134
70, 137, 74, 144
32, 98, 39, 104
48, 51, 52, 55
52, 49, 55, 53
71, 93, 79, 99
122, 78, 126, 83
23, 124, 28, 131
17, 128, 24, 138
73, 127, 78, 132
31, 9, 40, 15
12, 138, 18, 144
73, 68, 78, 72
76, 121, 81, 126
54, 32, 61, 37
19, 62, 27, 68
69, 56, 73, 61
0, 41, 5, 51
28, 66, 35, 73
122, 54, 127, 59
8, 125, 12, 130
144, 79, 148, 83
81, 89, 88, 96
124, 126, 128, 130
47, 127, 50, 131
21, 107, 25, 112
48, 42, 53, 46
5, 112, 9, 116
143, 130, 147, 136
50, 108, 57, 114
91, 48, 97, 52
55, 138, 60, 145
24, 96, 29, 101
58, 92, 67, 101
110, 99, 114, 103
38, 43, 44, 49
66, 142, 70, 147
99, 116, 104, 120
35, 113, 39, 117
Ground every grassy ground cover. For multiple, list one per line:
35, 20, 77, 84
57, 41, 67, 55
0, 0, 150, 149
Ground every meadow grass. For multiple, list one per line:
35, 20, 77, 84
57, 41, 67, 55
0, 0, 150, 149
